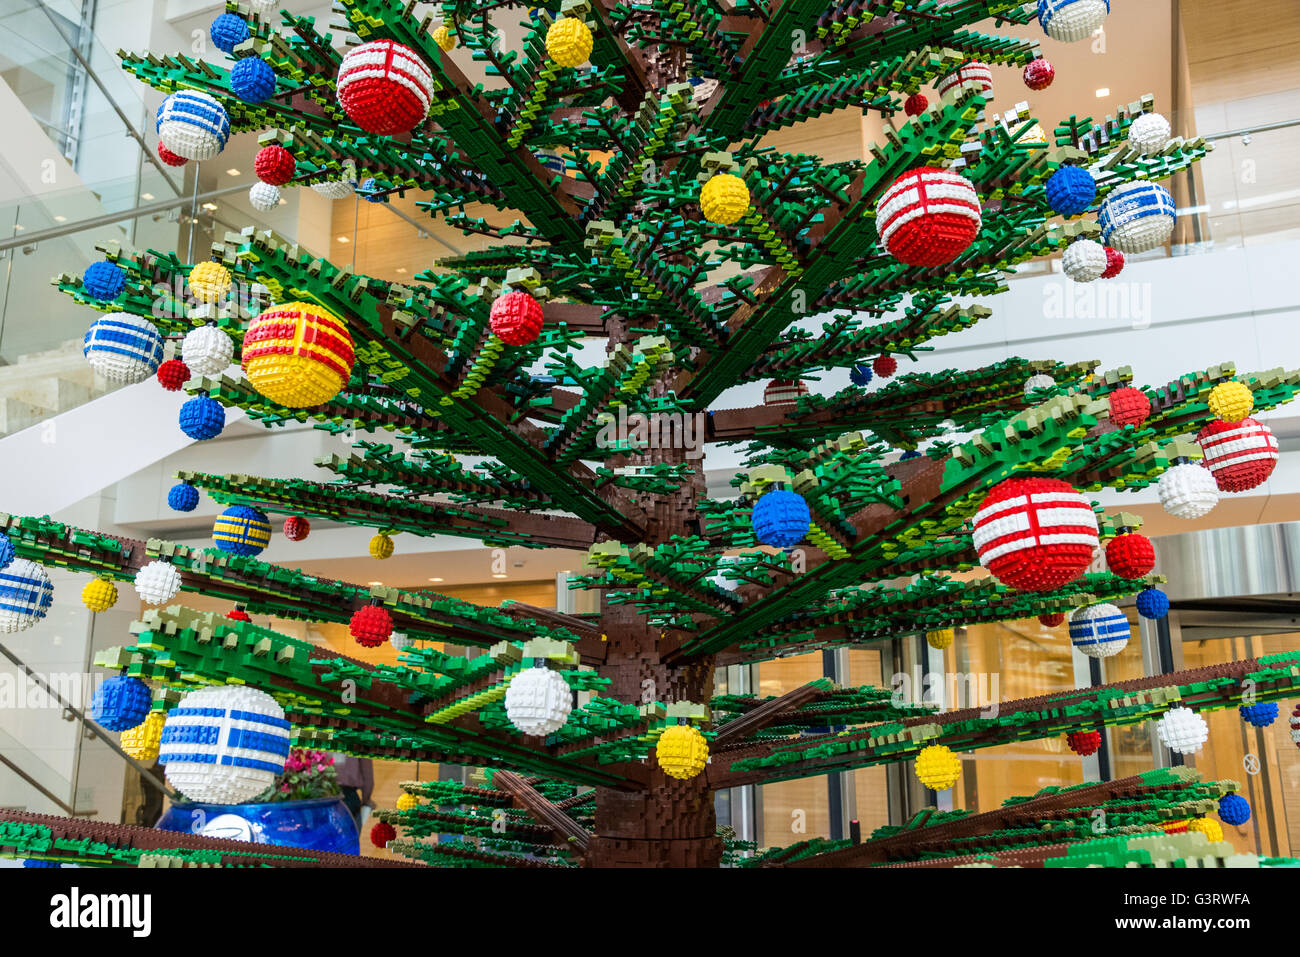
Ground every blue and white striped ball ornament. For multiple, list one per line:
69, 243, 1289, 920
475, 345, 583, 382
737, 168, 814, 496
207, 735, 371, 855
82, 261, 126, 301
159, 685, 291, 804
752, 489, 811, 548
91, 675, 152, 732
168, 482, 200, 512
0, 559, 54, 633
1135, 587, 1169, 620
0, 535, 14, 571
213, 505, 272, 556
1068, 603, 1130, 658
1044, 165, 1096, 216
1038, 0, 1109, 43
1099, 181, 1177, 254
1239, 702, 1278, 728
156, 91, 230, 162
850, 364, 873, 386
230, 56, 276, 103
83, 312, 164, 384
179, 395, 225, 440
209, 13, 249, 53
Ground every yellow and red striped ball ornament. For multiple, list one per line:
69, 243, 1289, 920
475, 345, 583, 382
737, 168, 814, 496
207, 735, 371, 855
242, 302, 355, 408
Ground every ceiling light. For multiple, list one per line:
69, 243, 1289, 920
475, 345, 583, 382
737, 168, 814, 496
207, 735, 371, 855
53, 215, 66, 222
492, 573, 508, 579
226, 168, 240, 176
201, 202, 218, 211
396, 267, 406, 273
1095, 87, 1109, 98
428, 577, 443, 582
337, 235, 350, 243
367, 580, 383, 586
13, 224, 23, 231
140, 192, 154, 200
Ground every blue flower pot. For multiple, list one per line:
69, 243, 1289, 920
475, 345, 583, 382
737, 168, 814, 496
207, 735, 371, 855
156, 796, 359, 855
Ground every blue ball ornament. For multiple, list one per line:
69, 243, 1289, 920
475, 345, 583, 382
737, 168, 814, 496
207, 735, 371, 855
82, 261, 126, 301
1135, 587, 1169, 620
210, 13, 250, 54
179, 395, 226, 440
752, 489, 811, 548
23, 859, 60, 868
230, 56, 276, 104
213, 505, 273, 556
0, 535, 14, 571
1239, 702, 1278, 728
1045, 165, 1096, 216
359, 177, 388, 204
91, 675, 153, 732
1218, 793, 1250, 826
850, 364, 873, 387
900, 450, 921, 460
168, 482, 200, 512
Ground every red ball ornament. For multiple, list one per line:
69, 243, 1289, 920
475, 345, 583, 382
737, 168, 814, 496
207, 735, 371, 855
903, 93, 928, 116
489, 290, 544, 345
254, 145, 296, 186
225, 607, 252, 623
1023, 58, 1055, 91
1038, 612, 1065, 628
1067, 730, 1101, 756
156, 359, 190, 391
1101, 246, 1125, 278
157, 142, 187, 167
875, 167, 982, 267
872, 356, 898, 378
283, 516, 311, 541
370, 820, 397, 847
350, 604, 394, 648
336, 39, 433, 136
1107, 386, 1151, 428
972, 477, 1099, 592
763, 378, 809, 408
1197, 417, 1278, 492
1105, 532, 1155, 578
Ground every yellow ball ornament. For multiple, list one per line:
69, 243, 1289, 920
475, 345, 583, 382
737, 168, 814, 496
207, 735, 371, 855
369, 533, 395, 560
1187, 817, 1223, 842
1207, 381, 1253, 423
655, 724, 709, 780
915, 744, 962, 791
395, 792, 419, 812
700, 173, 751, 226
121, 711, 165, 762
926, 628, 954, 650
433, 25, 456, 51
546, 17, 593, 68
189, 261, 232, 304
242, 301, 355, 408
81, 578, 118, 612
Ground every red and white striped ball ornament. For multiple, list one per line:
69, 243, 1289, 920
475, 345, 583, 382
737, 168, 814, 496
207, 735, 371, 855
336, 39, 433, 136
1290, 705, 1300, 748
1157, 463, 1219, 519
875, 167, 982, 268
763, 378, 809, 408
935, 61, 993, 99
1023, 58, 1054, 91
1197, 417, 1278, 492
972, 477, 1099, 591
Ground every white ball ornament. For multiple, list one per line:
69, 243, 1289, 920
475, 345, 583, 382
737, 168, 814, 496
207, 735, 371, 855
134, 560, 182, 605
83, 313, 164, 384
1024, 374, 1056, 396
249, 0, 277, 13
1062, 239, 1107, 282
1127, 113, 1171, 155
1067, 603, 1130, 658
249, 181, 281, 212
311, 180, 354, 200
156, 91, 230, 161
160, 685, 290, 804
504, 667, 572, 736
1038, 0, 1109, 44
181, 324, 235, 376
1158, 463, 1219, 519
1155, 706, 1209, 755
390, 631, 411, 651
1099, 181, 1177, 254
0, 560, 54, 633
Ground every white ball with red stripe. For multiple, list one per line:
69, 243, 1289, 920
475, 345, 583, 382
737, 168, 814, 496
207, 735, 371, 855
763, 378, 809, 408
935, 61, 994, 99
875, 167, 982, 268
1197, 417, 1278, 492
336, 39, 433, 136
1290, 705, 1300, 747
972, 477, 1099, 591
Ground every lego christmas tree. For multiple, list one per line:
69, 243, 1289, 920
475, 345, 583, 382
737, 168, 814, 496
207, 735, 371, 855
7, 0, 1299, 868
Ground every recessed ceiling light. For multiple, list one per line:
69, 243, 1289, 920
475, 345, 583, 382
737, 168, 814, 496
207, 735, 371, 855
278, 198, 286, 205
337, 236, 350, 243
13, 224, 23, 231
202, 202, 218, 211
396, 267, 406, 273
367, 580, 383, 586
141, 192, 154, 200
226, 168, 240, 176
492, 573, 508, 579
1095, 88, 1110, 98
428, 577, 443, 582
53, 215, 67, 222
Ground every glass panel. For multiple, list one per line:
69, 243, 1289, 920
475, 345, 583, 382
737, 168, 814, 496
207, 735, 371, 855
845, 647, 889, 837
755, 652, 830, 845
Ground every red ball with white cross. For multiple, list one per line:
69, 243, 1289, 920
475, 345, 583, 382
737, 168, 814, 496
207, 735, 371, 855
336, 39, 434, 136
972, 477, 1099, 591
875, 167, 982, 267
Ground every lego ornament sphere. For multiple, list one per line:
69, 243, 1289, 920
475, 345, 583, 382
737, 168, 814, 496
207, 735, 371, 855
915, 744, 962, 791
699, 173, 751, 226
369, 533, 395, 560
1239, 702, 1278, 728
0, 560, 54, 633
872, 355, 897, 378
433, 25, 455, 51
1197, 417, 1278, 492
934, 61, 993, 99
336, 39, 434, 136
213, 505, 272, 556
168, 482, 200, 512
1068, 603, 1130, 658
242, 301, 355, 408
188, 260, 232, 304
91, 675, 152, 732
81, 578, 118, 612
1024, 373, 1055, 396
1157, 462, 1219, 519
230, 56, 276, 103
1135, 587, 1169, 620
504, 667, 572, 736
875, 166, 981, 267
1187, 818, 1223, 842
350, 604, 393, 648
157, 358, 190, 391
0, 537, 14, 571
1023, 58, 1054, 90
156, 142, 187, 167
903, 92, 928, 116
489, 290, 544, 345
1067, 730, 1101, 756
249, 181, 280, 212
82, 261, 126, 301
134, 560, 182, 605
370, 820, 397, 847
1044, 165, 1096, 216
1099, 181, 1176, 253
283, 516, 310, 541
160, 685, 290, 804
255, 145, 296, 185
1127, 113, 1171, 156
156, 90, 230, 161
1218, 793, 1250, 826
1038, 612, 1065, 627
850, 364, 873, 387
209, 13, 249, 53
181, 324, 234, 376
179, 395, 226, 440
545, 16, 593, 68
752, 489, 811, 548
972, 477, 1098, 591
225, 606, 252, 623
1206, 380, 1254, 423
926, 628, 954, 650
311, 179, 354, 200
395, 792, 418, 812
121, 710, 165, 762
1105, 532, 1155, 578
83, 313, 164, 384
763, 378, 809, 407
1037, 0, 1109, 43
656, 725, 710, 780
1107, 386, 1150, 427
1101, 245, 1125, 278
1155, 706, 1209, 755
1062, 238, 1106, 282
